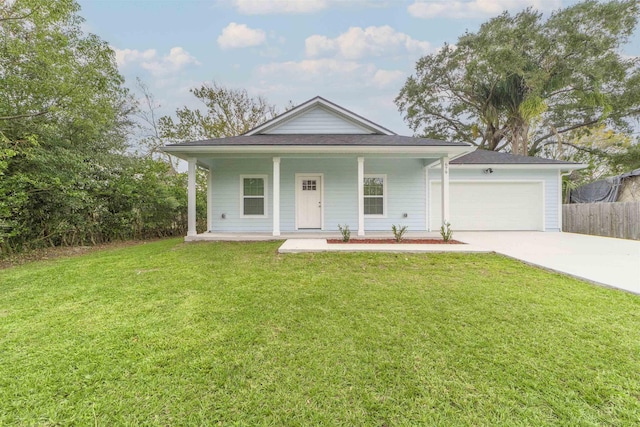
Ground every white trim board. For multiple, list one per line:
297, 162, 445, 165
431, 163, 585, 171
163, 145, 473, 158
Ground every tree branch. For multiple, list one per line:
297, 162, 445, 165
428, 111, 465, 134
495, 140, 510, 152
0, 109, 50, 121
0, 8, 37, 23
547, 86, 577, 98
537, 140, 609, 157
530, 118, 600, 151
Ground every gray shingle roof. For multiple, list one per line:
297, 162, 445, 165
166, 134, 470, 147
453, 149, 575, 164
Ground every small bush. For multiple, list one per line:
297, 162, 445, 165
391, 224, 408, 242
440, 222, 453, 242
337, 224, 351, 242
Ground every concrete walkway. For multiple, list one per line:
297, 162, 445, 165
278, 239, 489, 253
456, 232, 640, 294
278, 232, 640, 294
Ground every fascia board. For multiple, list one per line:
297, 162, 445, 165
430, 163, 587, 170
162, 145, 473, 159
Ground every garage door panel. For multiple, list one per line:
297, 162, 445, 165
431, 182, 544, 231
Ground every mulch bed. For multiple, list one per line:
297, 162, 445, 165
327, 239, 464, 244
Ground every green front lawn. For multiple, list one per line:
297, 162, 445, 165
1, 239, 639, 425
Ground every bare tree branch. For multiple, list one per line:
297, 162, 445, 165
530, 118, 599, 151
0, 7, 37, 23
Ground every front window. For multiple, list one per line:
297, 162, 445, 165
241, 175, 267, 217
364, 175, 386, 216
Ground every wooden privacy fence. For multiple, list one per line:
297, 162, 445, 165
562, 202, 640, 240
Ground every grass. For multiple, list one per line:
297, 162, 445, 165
1, 239, 639, 426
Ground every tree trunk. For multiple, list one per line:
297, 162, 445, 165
510, 121, 529, 156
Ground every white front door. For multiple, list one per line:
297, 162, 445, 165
296, 174, 323, 229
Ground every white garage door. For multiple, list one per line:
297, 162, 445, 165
430, 181, 544, 231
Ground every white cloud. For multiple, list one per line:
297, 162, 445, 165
217, 22, 267, 49
408, 0, 561, 19
111, 46, 199, 77
113, 48, 157, 67
259, 58, 366, 78
257, 58, 403, 88
372, 69, 405, 88
141, 47, 200, 76
232, 0, 328, 14
305, 26, 430, 60
231, 0, 395, 14
305, 35, 337, 57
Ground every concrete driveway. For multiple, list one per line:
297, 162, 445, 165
456, 232, 640, 294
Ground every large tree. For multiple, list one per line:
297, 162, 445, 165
396, 0, 640, 156
158, 83, 279, 142
0, 0, 131, 150
0, 0, 189, 252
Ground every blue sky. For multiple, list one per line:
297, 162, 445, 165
77, 0, 640, 135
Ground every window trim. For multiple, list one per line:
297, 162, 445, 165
239, 174, 268, 218
363, 174, 387, 218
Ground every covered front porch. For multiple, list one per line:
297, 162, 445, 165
184, 153, 456, 240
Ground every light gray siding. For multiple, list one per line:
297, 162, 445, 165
280, 158, 357, 231
209, 156, 427, 233
428, 167, 561, 231
363, 158, 426, 231
264, 106, 373, 134
209, 158, 273, 232
207, 157, 561, 233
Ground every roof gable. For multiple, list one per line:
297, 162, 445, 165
245, 96, 396, 136
263, 105, 374, 135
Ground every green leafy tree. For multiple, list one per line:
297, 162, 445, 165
543, 126, 632, 184
0, 0, 131, 149
610, 143, 640, 172
0, 0, 191, 253
396, 0, 640, 156
158, 82, 279, 142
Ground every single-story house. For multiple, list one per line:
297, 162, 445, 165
162, 96, 584, 240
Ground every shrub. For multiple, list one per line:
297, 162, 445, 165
337, 224, 351, 242
440, 222, 453, 242
391, 224, 408, 242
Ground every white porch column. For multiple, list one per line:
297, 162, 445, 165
424, 165, 430, 231
272, 157, 281, 236
440, 156, 450, 227
357, 156, 365, 236
187, 157, 197, 237
207, 167, 213, 232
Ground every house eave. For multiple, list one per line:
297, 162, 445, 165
162, 144, 473, 160
430, 163, 587, 171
